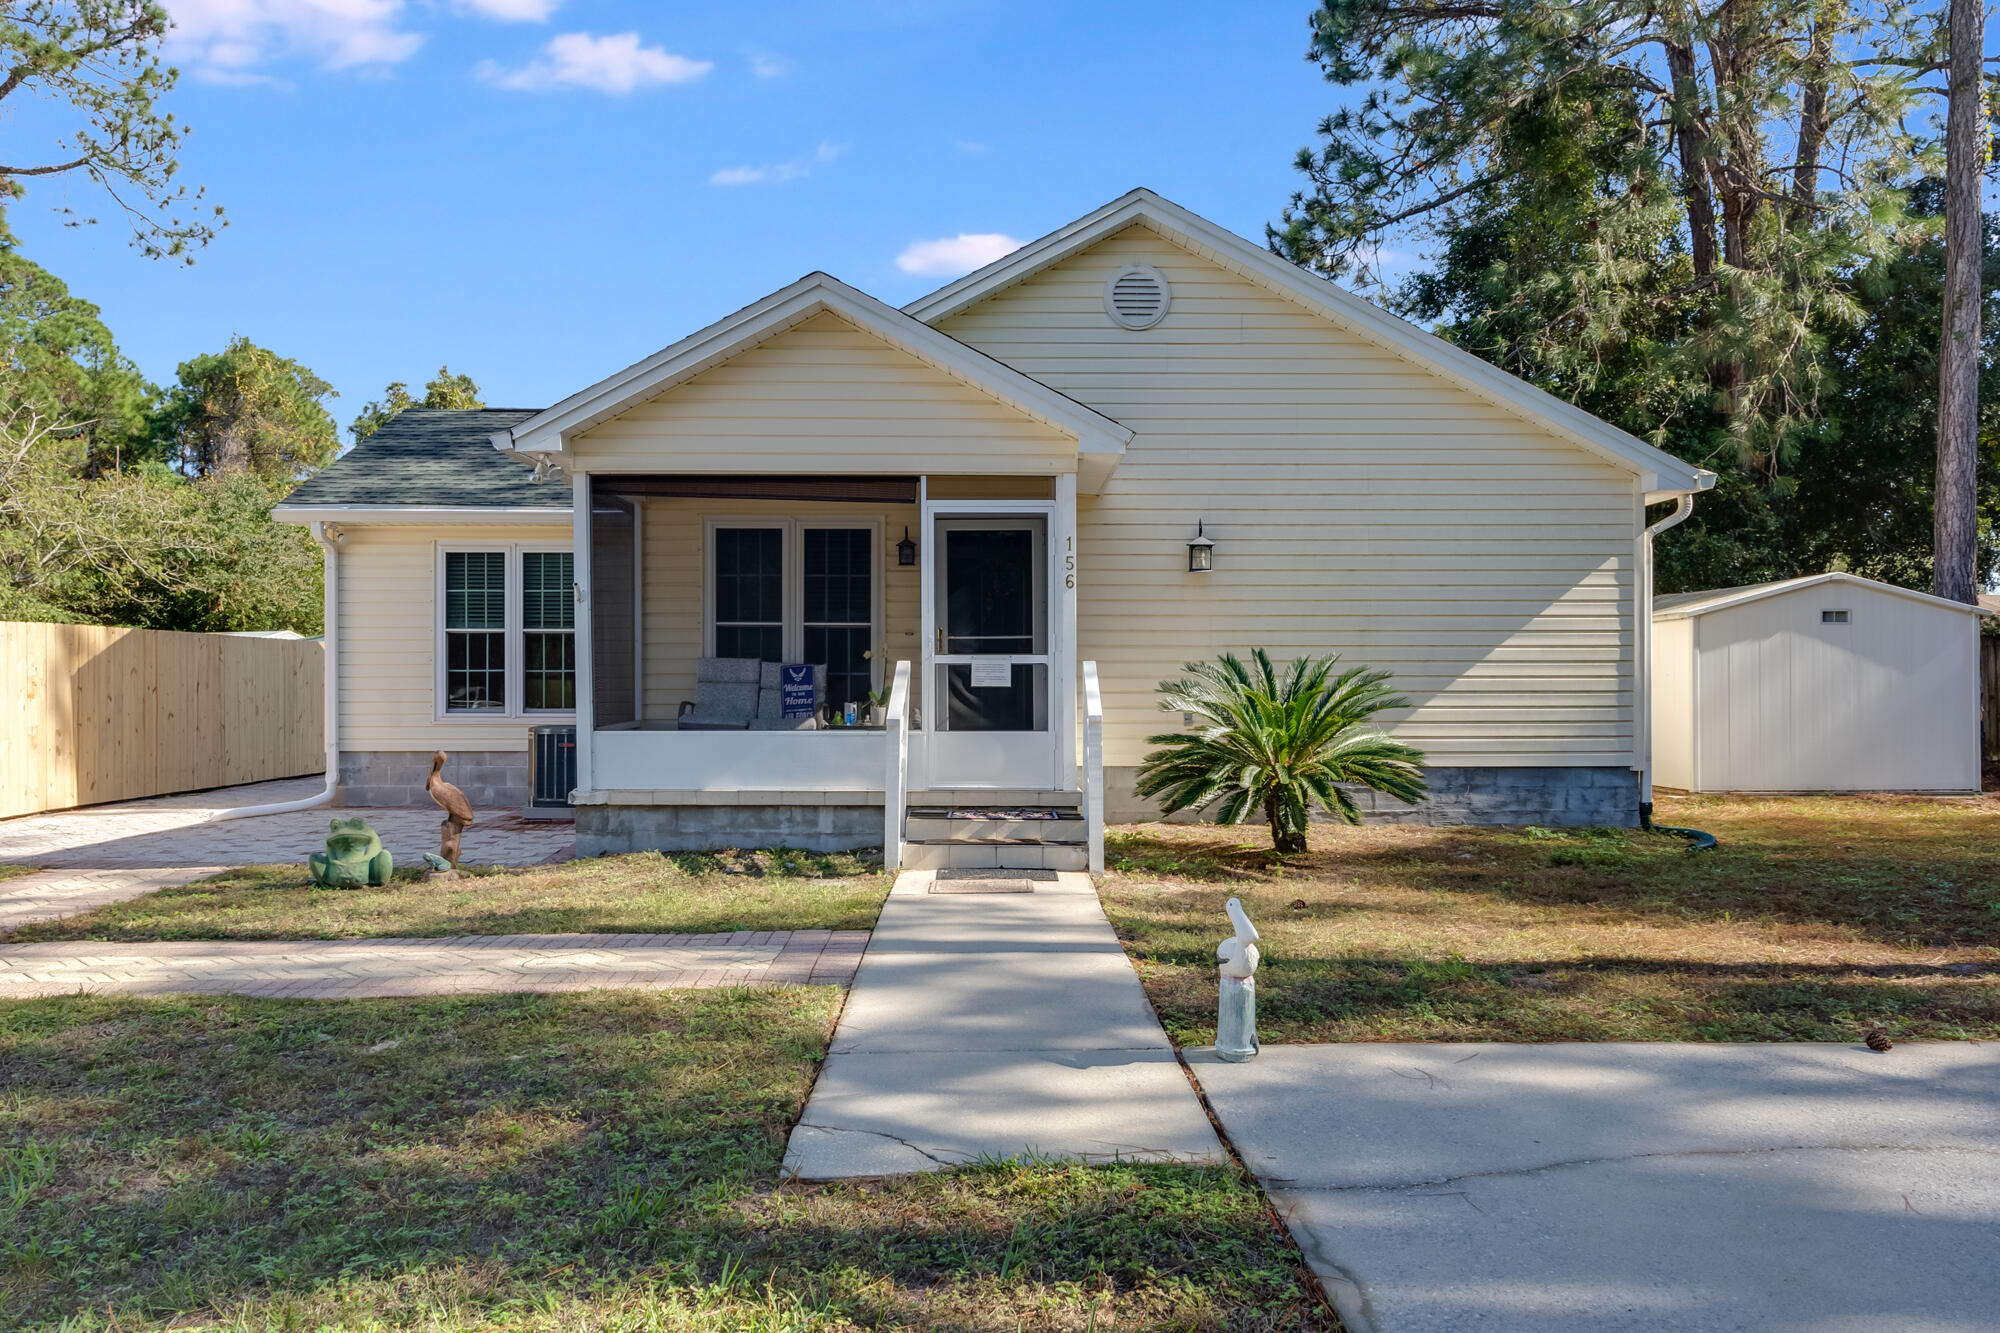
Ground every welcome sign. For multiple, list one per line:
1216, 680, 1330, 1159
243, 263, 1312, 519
780, 664, 817, 718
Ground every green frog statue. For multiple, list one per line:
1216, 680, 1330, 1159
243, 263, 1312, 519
309, 817, 394, 888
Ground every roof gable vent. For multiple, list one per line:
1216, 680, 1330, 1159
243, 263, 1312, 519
1104, 264, 1171, 330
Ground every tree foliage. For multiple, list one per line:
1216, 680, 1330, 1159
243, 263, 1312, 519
350, 365, 485, 442
1271, 0, 1947, 475
151, 337, 340, 482
0, 1, 221, 261
1136, 650, 1429, 855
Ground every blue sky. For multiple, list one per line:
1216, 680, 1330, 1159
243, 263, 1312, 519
8, 1, 1338, 434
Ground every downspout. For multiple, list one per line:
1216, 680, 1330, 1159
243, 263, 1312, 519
1637, 494, 1696, 829
209, 521, 344, 821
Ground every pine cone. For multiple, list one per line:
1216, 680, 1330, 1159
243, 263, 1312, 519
1289, 898, 1308, 911
1865, 1028, 1893, 1053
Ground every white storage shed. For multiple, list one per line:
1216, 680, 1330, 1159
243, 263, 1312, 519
1651, 572, 1990, 793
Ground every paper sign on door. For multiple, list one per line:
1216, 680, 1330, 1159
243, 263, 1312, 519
969, 657, 1011, 688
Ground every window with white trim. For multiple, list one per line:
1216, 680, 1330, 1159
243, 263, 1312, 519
437, 543, 576, 718
706, 519, 881, 713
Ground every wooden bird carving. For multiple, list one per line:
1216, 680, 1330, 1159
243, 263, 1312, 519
427, 751, 474, 826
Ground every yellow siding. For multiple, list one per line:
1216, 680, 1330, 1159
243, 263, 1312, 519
939, 225, 1639, 768
336, 523, 572, 752
572, 310, 1077, 475
639, 498, 923, 718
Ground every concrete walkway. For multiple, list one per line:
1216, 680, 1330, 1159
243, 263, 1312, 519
0, 867, 230, 933
0, 930, 868, 999
0, 777, 575, 870
783, 869, 1223, 1177
1191, 1042, 2000, 1333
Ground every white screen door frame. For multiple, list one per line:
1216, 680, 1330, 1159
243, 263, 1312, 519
920, 497, 1064, 790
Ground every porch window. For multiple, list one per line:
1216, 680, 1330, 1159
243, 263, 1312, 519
805, 527, 873, 713
436, 543, 575, 718
522, 550, 576, 710
707, 520, 880, 714
444, 551, 507, 712
713, 527, 785, 662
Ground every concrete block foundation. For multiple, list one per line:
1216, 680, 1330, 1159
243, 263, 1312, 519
577, 802, 882, 856
337, 751, 531, 811
1102, 765, 1640, 829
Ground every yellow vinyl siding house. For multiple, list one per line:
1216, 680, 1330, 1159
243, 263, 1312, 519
273, 189, 1712, 867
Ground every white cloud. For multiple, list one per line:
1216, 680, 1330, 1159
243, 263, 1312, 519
454, 0, 561, 18
709, 140, 845, 188
895, 232, 1024, 276
954, 140, 988, 153
164, 0, 424, 77
478, 31, 712, 93
748, 48, 792, 78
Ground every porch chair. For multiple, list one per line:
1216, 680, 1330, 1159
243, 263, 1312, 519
752, 661, 827, 730
677, 657, 761, 730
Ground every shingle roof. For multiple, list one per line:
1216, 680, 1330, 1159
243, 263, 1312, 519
1654, 572, 1995, 619
278, 408, 569, 510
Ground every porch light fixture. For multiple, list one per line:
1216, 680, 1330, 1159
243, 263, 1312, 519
1186, 520, 1214, 573
897, 526, 917, 567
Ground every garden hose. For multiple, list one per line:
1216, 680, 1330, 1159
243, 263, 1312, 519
1640, 803, 1717, 851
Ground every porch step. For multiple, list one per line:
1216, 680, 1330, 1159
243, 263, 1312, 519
904, 807, 1087, 845
905, 789, 1080, 810
901, 841, 1089, 871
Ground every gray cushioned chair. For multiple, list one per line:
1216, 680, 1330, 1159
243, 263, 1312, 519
677, 657, 760, 730
752, 662, 826, 730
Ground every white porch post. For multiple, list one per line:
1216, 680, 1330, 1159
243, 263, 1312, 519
571, 472, 594, 798
1055, 471, 1079, 789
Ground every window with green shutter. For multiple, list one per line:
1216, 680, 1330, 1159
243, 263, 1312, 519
444, 551, 507, 712
523, 550, 576, 710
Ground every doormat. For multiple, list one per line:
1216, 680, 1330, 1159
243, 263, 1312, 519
929, 868, 1057, 893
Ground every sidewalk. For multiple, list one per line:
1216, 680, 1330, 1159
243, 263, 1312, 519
0, 930, 868, 999
0, 867, 229, 933
783, 869, 1223, 1177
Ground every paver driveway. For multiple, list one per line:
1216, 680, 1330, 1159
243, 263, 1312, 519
0, 777, 575, 870
1191, 1042, 2000, 1333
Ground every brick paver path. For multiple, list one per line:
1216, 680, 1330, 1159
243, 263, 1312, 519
0, 777, 575, 870
0, 930, 869, 999
0, 867, 230, 933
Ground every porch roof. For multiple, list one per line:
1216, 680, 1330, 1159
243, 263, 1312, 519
489, 272, 1133, 493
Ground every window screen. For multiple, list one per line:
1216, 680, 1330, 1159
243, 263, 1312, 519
1822, 609, 1850, 624
714, 527, 784, 662
444, 551, 507, 711
523, 550, 576, 710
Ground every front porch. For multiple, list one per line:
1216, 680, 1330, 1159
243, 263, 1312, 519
567, 472, 1104, 870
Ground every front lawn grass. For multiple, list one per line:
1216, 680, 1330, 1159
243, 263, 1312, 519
0, 990, 1326, 1331
4, 848, 892, 942
1100, 793, 2000, 1045
0, 864, 40, 884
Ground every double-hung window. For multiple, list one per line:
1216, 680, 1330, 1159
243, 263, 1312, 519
707, 520, 880, 714
438, 544, 576, 718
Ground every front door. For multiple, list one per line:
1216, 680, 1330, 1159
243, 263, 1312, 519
926, 515, 1054, 789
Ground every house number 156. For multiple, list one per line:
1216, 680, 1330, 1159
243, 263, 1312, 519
1064, 536, 1075, 588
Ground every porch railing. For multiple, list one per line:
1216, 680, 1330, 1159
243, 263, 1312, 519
1081, 660, 1105, 874
883, 659, 912, 870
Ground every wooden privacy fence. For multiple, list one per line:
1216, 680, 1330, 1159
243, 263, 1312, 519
0, 622, 323, 819
1983, 635, 1999, 763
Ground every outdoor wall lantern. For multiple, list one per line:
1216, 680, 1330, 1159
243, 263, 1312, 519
897, 526, 918, 567
1186, 519, 1215, 573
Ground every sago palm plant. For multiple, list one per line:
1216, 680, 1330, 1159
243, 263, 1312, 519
1134, 650, 1428, 855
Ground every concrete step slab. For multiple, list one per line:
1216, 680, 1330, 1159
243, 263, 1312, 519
830, 947, 1172, 1053
865, 892, 1125, 954
783, 1049, 1226, 1179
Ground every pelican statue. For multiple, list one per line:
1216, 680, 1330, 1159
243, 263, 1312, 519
426, 750, 474, 867
1215, 896, 1261, 1061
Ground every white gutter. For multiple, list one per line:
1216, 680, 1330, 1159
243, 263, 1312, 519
1635, 493, 1697, 823
209, 521, 344, 821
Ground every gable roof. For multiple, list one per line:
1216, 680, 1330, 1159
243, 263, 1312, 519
905, 188, 1716, 502
492, 271, 1133, 490
275, 409, 571, 519
1653, 572, 1997, 620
